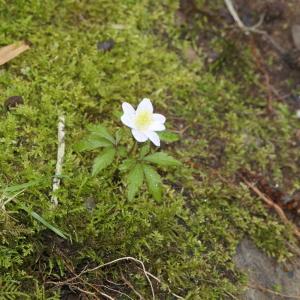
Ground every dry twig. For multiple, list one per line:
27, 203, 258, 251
121, 273, 144, 300
141, 269, 184, 300
47, 256, 159, 299
224, 0, 285, 54
101, 284, 135, 300
81, 256, 155, 300
51, 115, 65, 206
241, 176, 300, 240
224, 0, 264, 33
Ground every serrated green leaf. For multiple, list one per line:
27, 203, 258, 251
127, 164, 144, 200
158, 131, 180, 143
115, 129, 123, 144
142, 164, 162, 201
144, 152, 180, 167
92, 147, 116, 176
139, 143, 150, 158
88, 124, 115, 144
119, 158, 136, 171
74, 136, 112, 152
117, 146, 128, 158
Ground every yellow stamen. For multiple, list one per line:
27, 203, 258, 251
135, 111, 152, 131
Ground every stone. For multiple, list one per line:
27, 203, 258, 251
234, 238, 300, 300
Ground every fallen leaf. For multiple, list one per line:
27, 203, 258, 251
0, 41, 30, 66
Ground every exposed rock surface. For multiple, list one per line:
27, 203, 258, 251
234, 239, 300, 300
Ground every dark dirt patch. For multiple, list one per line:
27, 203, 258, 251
179, 0, 300, 111
228, 0, 300, 111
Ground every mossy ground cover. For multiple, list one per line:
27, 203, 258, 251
0, 1, 299, 299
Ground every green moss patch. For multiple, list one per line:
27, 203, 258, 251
0, 1, 298, 299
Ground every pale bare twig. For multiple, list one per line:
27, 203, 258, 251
224, 0, 285, 54
51, 115, 65, 206
121, 272, 145, 300
72, 285, 96, 297
142, 270, 184, 300
47, 256, 157, 299
80, 256, 155, 300
98, 291, 115, 300
224, 0, 264, 33
101, 283, 135, 300
105, 279, 126, 286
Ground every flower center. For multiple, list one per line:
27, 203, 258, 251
135, 111, 152, 131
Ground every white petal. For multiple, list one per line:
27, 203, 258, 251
150, 121, 165, 132
137, 98, 153, 113
153, 113, 166, 124
132, 129, 148, 142
121, 114, 135, 128
146, 131, 160, 147
122, 102, 136, 116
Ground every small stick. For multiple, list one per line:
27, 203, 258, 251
242, 176, 300, 240
51, 115, 65, 206
224, 0, 264, 33
224, 0, 285, 54
143, 270, 184, 300
82, 256, 155, 300
102, 281, 135, 300
121, 272, 145, 300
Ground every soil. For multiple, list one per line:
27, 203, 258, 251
234, 0, 300, 110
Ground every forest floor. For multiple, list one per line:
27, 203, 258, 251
1, 0, 300, 299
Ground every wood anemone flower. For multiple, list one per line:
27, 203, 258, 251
121, 98, 166, 146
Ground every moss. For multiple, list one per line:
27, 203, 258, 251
0, 0, 298, 299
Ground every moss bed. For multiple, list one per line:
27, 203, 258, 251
0, 1, 299, 299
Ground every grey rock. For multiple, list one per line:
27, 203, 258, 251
234, 238, 300, 300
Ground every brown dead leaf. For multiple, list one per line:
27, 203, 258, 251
0, 41, 30, 66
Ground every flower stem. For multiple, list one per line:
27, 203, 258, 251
129, 141, 138, 156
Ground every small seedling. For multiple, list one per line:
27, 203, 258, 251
75, 98, 180, 201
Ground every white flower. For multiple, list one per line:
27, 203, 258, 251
121, 98, 166, 147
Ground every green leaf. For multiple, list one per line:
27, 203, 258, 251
20, 205, 69, 240
139, 143, 150, 158
127, 164, 144, 200
119, 158, 136, 171
115, 128, 123, 144
158, 131, 180, 143
117, 146, 128, 158
2, 180, 40, 194
142, 164, 162, 201
144, 152, 181, 167
88, 124, 115, 144
92, 147, 116, 176
74, 136, 112, 152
